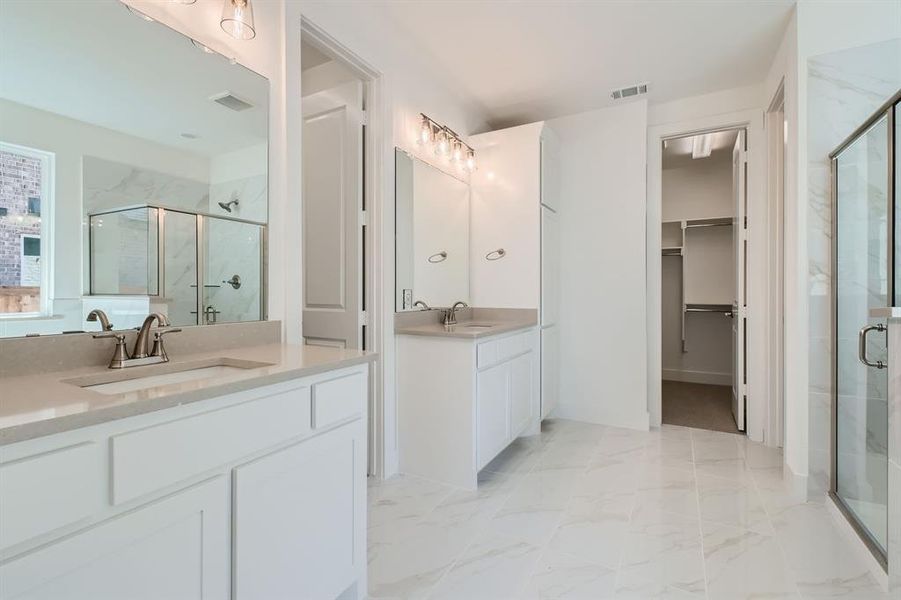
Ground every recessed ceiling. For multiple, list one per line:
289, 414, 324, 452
368, 0, 795, 128
0, 0, 268, 158
663, 130, 739, 169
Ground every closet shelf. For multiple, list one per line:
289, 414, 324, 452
662, 247, 682, 256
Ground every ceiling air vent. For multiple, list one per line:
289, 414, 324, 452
610, 82, 649, 100
210, 91, 254, 112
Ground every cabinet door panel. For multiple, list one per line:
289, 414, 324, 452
0, 477, 228, 600
233, 421, 363, 600
510, 353, 534, 436
477, 364, 510, 469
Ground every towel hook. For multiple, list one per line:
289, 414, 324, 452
485, 248, 506, 261
428, 251, 448, 263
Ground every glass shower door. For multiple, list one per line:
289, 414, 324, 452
833, 113, 889, 557
201, 217, 264, 324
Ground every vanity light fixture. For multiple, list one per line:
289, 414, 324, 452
220, 0, 256, 40
416, 113, 476, 172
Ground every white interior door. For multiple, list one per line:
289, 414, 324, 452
302, 82, 364, 349
732, 130, 747, 430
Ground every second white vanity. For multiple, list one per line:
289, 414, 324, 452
396, 311, 539, 490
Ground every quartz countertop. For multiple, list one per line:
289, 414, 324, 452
394, 316, 538, 339
0, 343, 375, 446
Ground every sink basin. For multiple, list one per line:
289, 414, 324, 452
456, 322, 495, 329
65, 358, 274, 395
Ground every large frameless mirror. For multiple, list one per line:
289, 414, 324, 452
0, 0, 269, 337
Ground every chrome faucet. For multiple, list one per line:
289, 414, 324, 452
86, 309, 114, 331
443, 301, 469, 326
92, 312, 181, 369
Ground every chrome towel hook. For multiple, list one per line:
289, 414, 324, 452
485, 248, 506, 261
428, 251, 448, 263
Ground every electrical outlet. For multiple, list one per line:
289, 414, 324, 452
403, 289, 413, 309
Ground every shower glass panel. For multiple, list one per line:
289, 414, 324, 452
201, 218, 264, 325
89, 207, 159, 295
833, 113, 890, 557
163, 210, 198, 327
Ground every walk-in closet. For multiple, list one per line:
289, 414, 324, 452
660, 129, 746, 433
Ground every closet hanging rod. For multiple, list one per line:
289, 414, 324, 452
683, 217, 732, 229
662, 248, 682, 256
684, 303, 733, 314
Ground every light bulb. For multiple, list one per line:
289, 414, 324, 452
436, 130, 449, 156
465, 150, 476, 171
452, 141, 463, 163
418, 116, 431, 145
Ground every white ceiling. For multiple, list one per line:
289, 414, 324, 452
663, 129, 739, 169
0, 0, 268, 157
371, 1, 795, 128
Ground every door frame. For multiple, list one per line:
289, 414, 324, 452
765, 83, 786, 448
300, 18, 388, 478
646, 108, 768, 441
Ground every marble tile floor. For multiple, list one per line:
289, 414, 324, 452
367, 419, 889, 600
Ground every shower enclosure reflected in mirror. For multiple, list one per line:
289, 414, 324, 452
0, 0, 268, 337
88, 206, 264, 327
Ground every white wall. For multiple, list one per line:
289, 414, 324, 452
662, 157, 734, 221
549, 100, 649, 429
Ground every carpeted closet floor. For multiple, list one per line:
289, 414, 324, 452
662, 380, 741, 434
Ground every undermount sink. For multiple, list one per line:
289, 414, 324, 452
65, 358, 274, 395
455, 322, 495, 329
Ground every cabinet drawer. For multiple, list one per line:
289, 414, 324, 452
0, 443, 104, 550
311, 371, 366, 429
478, 331, 530, 369
111, 385, 311, 505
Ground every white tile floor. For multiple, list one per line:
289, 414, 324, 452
367, 419, 889, 600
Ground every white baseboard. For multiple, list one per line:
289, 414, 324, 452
662, 368, 732, 387
553, 405, 650, 431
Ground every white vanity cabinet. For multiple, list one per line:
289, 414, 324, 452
0, 364, 369, 600
397, 327, 540, 489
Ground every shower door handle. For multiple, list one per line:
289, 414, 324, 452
858, 323, 886, 369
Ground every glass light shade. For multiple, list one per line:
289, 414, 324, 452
436, 129, 449, 156
221, 0, 256, 40
465, 150, 476, 171
452, 141, 463, 162
418, 116, 432, 145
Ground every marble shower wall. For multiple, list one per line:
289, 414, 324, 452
805, 38, 901, 491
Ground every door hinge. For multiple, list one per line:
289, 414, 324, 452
360, 311, 369, 326
359, 209, 369, 227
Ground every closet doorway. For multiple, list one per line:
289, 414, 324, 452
660, 127, 747, 434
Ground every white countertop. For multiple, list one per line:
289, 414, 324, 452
0, 343, 375, 446
394, 319, 537, 339
870, 307, 901, 319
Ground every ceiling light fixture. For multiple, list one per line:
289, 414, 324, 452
691, 134, 713, 159
220, 0, 256, 40
416, 113, 476, 172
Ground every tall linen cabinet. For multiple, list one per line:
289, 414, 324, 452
470, 122, 561, 419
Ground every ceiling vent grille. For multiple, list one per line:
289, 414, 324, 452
210, 91, 254, 112
610, 82, 649, 100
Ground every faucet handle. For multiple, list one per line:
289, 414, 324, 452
150, 328, 181, 360
93, 332, 130, 368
